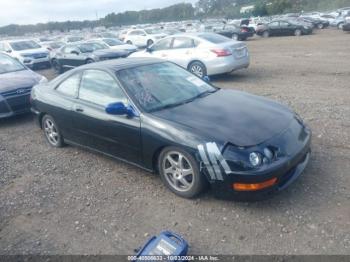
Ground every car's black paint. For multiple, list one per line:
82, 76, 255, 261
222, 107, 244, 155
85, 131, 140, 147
257, 20, 313, 37
51, 43, 129, 71
31, 58, 311, 199
215, 25, 255, 41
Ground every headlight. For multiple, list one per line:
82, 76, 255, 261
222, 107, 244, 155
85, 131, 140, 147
249, 152, 262, 167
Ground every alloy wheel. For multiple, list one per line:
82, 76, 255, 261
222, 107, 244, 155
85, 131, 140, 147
162, 151, 194, 192
190, 64, 204, 78
44, 118, 59, 146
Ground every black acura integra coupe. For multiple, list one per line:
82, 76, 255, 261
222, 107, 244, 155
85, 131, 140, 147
31, 58, 311, 200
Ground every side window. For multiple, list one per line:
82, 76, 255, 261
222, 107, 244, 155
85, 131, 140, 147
79, 70, 127, 107
56, 73, 81, 97
269, 22, 280, 27
280, 22, 289, 27
62, 46, 76, 54
152, 38, 173, 51
172, 37, 195, 49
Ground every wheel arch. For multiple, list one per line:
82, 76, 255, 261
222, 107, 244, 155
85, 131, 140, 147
187, 59, 206, 70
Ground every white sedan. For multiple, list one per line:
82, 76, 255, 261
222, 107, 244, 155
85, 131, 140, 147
130, 33, 250, 78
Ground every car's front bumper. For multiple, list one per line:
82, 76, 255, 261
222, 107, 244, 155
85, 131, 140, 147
0, 93, 32, 119
20, 57, 50, 69
211, 145, 311, 201
343, 23, 350, 31
201, 121, 311, 201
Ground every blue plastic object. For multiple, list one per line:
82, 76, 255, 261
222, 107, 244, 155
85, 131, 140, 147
134, 231, 189, 261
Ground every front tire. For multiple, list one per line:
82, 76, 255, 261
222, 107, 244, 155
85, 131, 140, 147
317, 23, 324, 29
86, 58, 94, 64
338, 22, 344, 30
147, 39, 154, 47
188, 61, 207, 78
262, 31, 269, 38
42, 115, 64, 148
158, 147, 206, 198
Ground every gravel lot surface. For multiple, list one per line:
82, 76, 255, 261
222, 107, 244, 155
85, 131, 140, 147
0, 29, 349, 255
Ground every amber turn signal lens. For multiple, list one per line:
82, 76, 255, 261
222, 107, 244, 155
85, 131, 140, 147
233, 177, 278, 191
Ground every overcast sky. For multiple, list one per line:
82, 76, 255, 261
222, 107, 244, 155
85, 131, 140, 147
0, 0, 197, 26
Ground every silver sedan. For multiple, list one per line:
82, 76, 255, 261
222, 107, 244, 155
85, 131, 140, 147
130, 33, 250, 78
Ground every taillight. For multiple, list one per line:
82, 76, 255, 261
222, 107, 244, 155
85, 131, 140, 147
211, 48, 232, 57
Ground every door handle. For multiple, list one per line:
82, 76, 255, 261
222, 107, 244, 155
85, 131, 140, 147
74, 105, 84, 112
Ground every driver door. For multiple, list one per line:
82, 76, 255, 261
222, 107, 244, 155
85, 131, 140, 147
60, 45, 83, 67
70, 69, 142, 164
268, 21, 281, 36
147, 37, 173, 59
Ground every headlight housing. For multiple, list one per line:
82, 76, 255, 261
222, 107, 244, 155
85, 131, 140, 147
249, 152, 262, 167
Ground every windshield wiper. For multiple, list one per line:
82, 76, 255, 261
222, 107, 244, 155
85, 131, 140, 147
151, 89, 219, 112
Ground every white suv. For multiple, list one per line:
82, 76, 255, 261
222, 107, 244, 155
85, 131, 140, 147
0, 39, 50, 69
124, 29, 167, 47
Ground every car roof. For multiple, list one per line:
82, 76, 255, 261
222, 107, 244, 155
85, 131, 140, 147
74, 57, 165, 72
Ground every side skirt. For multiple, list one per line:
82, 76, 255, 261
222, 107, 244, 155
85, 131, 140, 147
64, 139, 154, 173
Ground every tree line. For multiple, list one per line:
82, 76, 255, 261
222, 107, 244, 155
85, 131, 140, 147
1, 0, 349, 36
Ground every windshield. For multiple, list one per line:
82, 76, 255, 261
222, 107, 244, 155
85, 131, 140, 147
79, 42, 107, 53
116, 62, 217, 112
103, 38, 123, 46
67, 36, 83, 42
49, 42, 64, 49
0, 53, 25, 74
197, 33, 230, 43
10, 40, 41, 51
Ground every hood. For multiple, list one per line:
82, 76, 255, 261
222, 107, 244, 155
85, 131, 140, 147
93, 48, 128, 57
0, 69, 42, 93
151, 89, 295, 147
110, 44, 137, 51
152, 33, 167, 38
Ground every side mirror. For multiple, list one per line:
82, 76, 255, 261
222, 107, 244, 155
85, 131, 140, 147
146, 46, 153, 53
71, 50, 79, 55
105, 102, 135, 117
6, 49, 12, 53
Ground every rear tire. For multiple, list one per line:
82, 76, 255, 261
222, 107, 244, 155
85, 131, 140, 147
232, 33, 239, 41
262, 31, 269, 38
294, 29, 302, 36
188, 61, 207, 78
317, 23, 324, 29
42, 115, 64, 148
338, 22, 344, 30
158, 146, 207, 198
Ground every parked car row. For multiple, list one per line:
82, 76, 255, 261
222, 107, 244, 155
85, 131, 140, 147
0, 39, 51, 69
